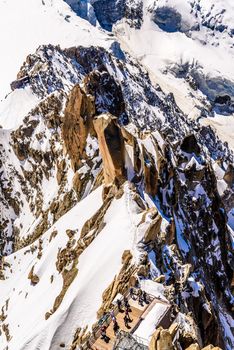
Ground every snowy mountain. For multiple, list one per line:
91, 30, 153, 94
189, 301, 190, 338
0, 1, 233, 350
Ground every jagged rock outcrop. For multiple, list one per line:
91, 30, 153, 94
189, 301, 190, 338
149, 327, 173, 350
28, 266, 40, 285
0, 27, 233, 350
224, 164, 234, 187
65, 0, 144, 31
94, 114, 126, 185
62, 85, 96, 172
180, 134, 201, 156
143, 208, 162, 244
96, 249, 134, 318
142, 144, 159, 197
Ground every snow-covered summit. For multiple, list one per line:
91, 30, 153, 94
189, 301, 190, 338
0, 1, 233, 350
0, 0, 112, 102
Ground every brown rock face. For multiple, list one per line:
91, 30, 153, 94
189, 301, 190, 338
224, 164, 234, 186
28, 266, 39, 285
84, 67, 126, 118
165, 218, 176, 245
149, 328, 173, 350
62, 85, 95, 171
186, 344, 200, 350
13, 142, 27, 161
149, 328, 161, 350
121, 250, 132, 265
142, 145, 158, 196
168, 323, 179, 338
154, 275, 166, 283
93, 114, 126, 185
144, 208, 162, 244
97, 248, 135, 318
180, 134, 201, 155
157, 329, 173, 350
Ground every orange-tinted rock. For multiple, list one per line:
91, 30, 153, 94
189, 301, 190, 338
28, 266, 39, 285
165, 218, 176, 245
62, 85, 95, 171
142, 145, 158, 197
144, 209, 162, 243
185, 344, 200, 350
224, 164, 234, 186
156, 329, 173, 350
149, 328, 161, 350
93, 114, 126, 185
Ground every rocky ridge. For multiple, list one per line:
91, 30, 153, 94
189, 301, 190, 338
0, 1, 233, 349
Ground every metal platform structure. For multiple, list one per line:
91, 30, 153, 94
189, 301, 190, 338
83, 287, 172, 350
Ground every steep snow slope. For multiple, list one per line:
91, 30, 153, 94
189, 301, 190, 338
0, 87, 40, 129
0, 0, 111, 101
0, 187, 103, 349
0, 183, 149, 350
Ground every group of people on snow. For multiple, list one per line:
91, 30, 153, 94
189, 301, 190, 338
129, 287, 149, 306
100, 288, 149, 344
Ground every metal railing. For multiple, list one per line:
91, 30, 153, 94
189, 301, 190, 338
82, 290, 129, 349
131, 333, 149, 346
82, 287, 155, 349
113, 331, 149, 350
